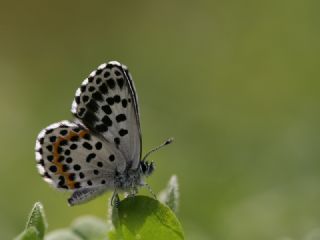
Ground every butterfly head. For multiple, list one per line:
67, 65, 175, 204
140, 160, 155, 176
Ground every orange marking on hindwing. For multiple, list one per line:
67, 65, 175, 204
52, 129, 88, 189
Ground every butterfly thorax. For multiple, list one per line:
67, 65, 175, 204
113, 160, 154, 191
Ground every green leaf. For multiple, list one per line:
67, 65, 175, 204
26, 202, 48, 239
15, 227, 40, 240
158, 175, 179, 213
45, 229, 82, 240
110, 196, 184, 240
71, 216, 110, 240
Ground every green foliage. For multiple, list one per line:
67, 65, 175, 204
26, 202, 48, 239
15, 176, 184, 240
158, 175, 179, 213
71, 216, 110, 240
15, 202, 47, 240
109, 196, 184, 240
15, 227, 40, 240
45, 229, 82, 240
44, 216, 110, 240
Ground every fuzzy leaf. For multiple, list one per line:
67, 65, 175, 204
26, 202, 47, 239
15, 227, 40, 240
158, 175, 179, 213
71, 216, 110, 240
45, 229, 81, 240
110, 196, 184, 240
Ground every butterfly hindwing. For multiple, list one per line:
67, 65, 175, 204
71, 61, 142, 170
35, 120, 127, 191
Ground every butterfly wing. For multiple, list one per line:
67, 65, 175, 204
71, 61, 142, 170
35, 120, 126, 192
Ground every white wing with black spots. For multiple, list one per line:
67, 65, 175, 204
35, 120, 126, 191
71, 61, 142, 170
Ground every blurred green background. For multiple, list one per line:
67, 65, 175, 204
1, 0, 320, 239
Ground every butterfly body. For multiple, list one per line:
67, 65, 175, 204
35, 61, 163, 206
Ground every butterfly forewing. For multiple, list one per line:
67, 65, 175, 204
35, 120, 126, 191
71, 61, 142, 170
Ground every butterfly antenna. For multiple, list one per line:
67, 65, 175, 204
142, 137, 174, 161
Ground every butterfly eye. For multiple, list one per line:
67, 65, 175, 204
140, 161, 147, 173
148, 162, 155, 175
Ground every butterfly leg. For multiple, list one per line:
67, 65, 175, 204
144, 183, 157, 199
127, 185, 138, 198
111, 190, 120, 207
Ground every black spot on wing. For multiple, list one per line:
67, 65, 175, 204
114, 137, 120, 145
69, 173, 76, 181
49, 165, 57, 173
95, 142, 102, 150
119, 129, 128, 137
106, 97, 114, 105
104, 71, 110, 78
107, 79, 116, 89
70, 144, 77, 150
82, 142, 92, 150
59, 140, 67, 146
102, 105, 112, 115
39, 159, 45, 166
78, 108, 86, 118
117, 78, 124, 89
116, 114, 126, 122
96, 77, 102, 84
73, 164, 81, 171
60, 130, 68, 136
82, 111, 99, 129
86, 153, 96, 162
46, 145, 53, 151
114, 69, 121, 76
75, 96, 80, 104
58, 156, 64, 162
74, 182, 81, 188
73, 127, 81, 133
62, 164, 69, 172
109, 154, 115, 161
99, 83, 108, 94
80, 85, 86, 92
86, 99, 99, 112
102, 116, 112, 127
46, 128, 54, 134
70, 135, 79, 142
57, 147, 63, 154
95, 124, 108, 132
121, 99, 127, 108
92, 91, 103, 101
82, 95, 89, 103
114, 95, 121, 103
83, 133, 91, 140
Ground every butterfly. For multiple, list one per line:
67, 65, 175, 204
35, 61, 173, 206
